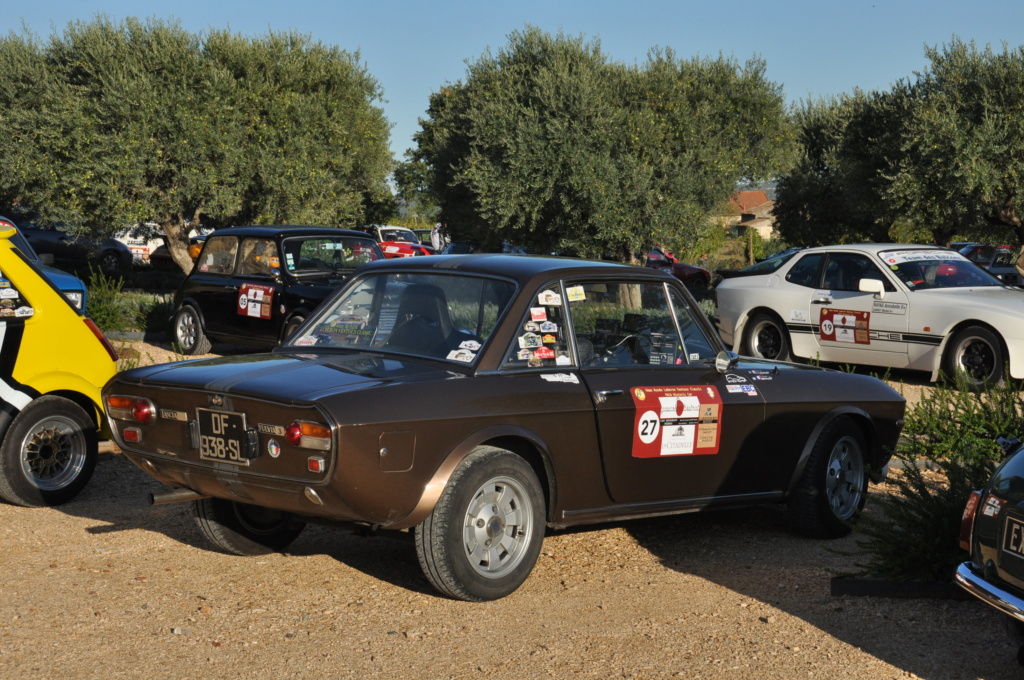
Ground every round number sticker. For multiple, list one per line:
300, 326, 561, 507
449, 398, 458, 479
637, 410, 660, 444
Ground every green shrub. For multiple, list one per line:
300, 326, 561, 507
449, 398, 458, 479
87, 268, 174, 334
848, 373, 1022, 582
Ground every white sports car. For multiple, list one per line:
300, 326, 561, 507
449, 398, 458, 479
715, 244, 1024, 389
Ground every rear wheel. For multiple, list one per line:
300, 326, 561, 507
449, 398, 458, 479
192, 497, 306, 556
173, 305, 211, 355
282, 315, 306, 343
743, 312, 791, 361
0, 396, 98, 507
788, 417, 867, 538
415, 447, 545, 601
942, 325, 1004, 391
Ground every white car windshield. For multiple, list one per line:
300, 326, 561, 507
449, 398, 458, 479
878, 249, 1003, 290
290, 272, 516, 362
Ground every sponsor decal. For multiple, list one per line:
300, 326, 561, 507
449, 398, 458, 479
268, 439, 281, 458
530, 307, 548, 322
872, 300, 908, 315
725, 374, 747, 383
555, 354, 572, 366
0, 288, 19, 299
630, 385, 722, 457
565, 286, 586, 302
537, 289, 562, 306
237, 283, 275, 320
534, 346, 555, 359
540, 373, 579, 384
459, 340, 481, 350
982, 495, 1006, 517
726, 384, 758, 395
447, 349, 476, 362
790, 309, 809, 323
519, 332, 542, 349
539, 321, 558, 333
523, 321, 540, 332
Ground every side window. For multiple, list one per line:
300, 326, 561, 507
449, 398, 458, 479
785, 253, 824, 288
823, 253, 895, 292
564, 280, 681, 368
502, 285, 572, 369
238, 238, 279, 276
668, 287, 717, 361
196, 236, 238, 275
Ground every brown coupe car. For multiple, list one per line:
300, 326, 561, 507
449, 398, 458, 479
103, 255, 906, 600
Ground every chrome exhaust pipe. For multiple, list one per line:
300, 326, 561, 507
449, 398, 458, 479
150, 488, 210, 506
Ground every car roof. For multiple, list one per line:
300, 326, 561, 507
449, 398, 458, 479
357, 253, 668, 287
207, 225, 374, 239
794, 243, 951, 255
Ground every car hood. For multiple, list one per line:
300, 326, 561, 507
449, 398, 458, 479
114, 351, 461, 403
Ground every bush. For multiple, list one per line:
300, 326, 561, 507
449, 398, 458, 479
87, 268, 174, 334
849, 373, 1023, 582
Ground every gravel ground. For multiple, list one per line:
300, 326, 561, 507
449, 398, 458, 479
1, 340, 1016, 680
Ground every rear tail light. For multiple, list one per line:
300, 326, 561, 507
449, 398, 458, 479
85, 318, 119, 362
960, 490, 982, 552
107, 396, 156, 424
285, 420, 332, 450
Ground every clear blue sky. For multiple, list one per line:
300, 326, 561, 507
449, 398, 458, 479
5, 1, 1024, 158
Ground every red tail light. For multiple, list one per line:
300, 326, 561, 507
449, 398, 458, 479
960, 490, 982, 552
107, 395, 156, 424
285, 421, 332, 450
85, 318, 119, 362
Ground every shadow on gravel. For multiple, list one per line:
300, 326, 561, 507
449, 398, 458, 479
625, 505, 1019, 679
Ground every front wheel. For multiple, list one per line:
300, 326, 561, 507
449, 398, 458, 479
173, 305, 212, 355
192, 497, 306, 556
942, 325, 1004, 391
415, 447, 546, 601
0, 396, 98, 507
788, 417, 868, 538
282, 315, 306, 343
743, 312, 791, 361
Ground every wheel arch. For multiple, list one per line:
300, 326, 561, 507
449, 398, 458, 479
280, 308, 313, 343
396, 425, 557, 530
736, 306, 789, 354
784, 407, 883, 498
929, 319, 1008, 382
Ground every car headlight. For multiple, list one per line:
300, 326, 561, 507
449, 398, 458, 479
63, 290, 84, 310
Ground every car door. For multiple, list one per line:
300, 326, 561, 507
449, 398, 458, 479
229, 237, 286, 343
566, 278, 769, 504
187, 234, 241, 338
807, 252, 909, 366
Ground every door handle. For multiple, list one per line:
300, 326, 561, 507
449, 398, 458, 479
225, 285, 239, 291
812, 297, 831, 304
595, 389, 623, 403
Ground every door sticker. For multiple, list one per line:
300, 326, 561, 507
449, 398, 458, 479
630, 386, 722, 458
238, 283, 275, 319
819, 308, 870, 344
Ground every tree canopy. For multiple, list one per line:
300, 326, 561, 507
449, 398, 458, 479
0, 17, 393, 271
413, 27, 794, 263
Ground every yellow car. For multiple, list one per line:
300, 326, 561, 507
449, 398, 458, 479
0, 224, 118, 506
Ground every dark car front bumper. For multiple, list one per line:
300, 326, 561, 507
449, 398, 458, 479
956, 561, 1024, 623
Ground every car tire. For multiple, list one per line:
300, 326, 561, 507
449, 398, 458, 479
99, 250, 122, 275
173, 305, 212, 355
942, 325, 1004, 390
0, 396, 98, 507
282, 315, 305, 343
192, 497, 306, 556
415, 447, 546, 601
788, 417, 867, 538
687, 276, 708, 298
743, 312, 791, 361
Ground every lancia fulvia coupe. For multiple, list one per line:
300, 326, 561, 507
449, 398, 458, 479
104, 254, 906, 600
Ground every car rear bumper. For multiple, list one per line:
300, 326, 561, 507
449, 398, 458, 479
956, 561, 1024, 623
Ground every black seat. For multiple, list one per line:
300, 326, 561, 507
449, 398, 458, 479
385, 283, 453, 356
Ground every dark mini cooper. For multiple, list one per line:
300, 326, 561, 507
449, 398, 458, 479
105, 255, 906, 600
172, 226, 383, 353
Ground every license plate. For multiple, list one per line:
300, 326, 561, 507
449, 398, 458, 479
1004, 516, 1024, 557
197, 408, 249, 465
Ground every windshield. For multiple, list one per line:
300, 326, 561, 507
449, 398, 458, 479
290, 271, 517, 363
878, 249, 1003, 290
281, 236, 382, 275
379, 228, 418, 244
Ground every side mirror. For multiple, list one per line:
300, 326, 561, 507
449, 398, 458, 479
715, 350, 739, 373
859, 278, 885, 299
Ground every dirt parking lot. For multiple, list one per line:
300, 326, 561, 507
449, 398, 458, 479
1, 340, 1016, 679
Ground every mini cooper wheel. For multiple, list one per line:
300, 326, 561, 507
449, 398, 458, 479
173, 305, 212, 355
415, 447, 545, 601
282, 315, 306, 343
0, 396, 98, 507
743, 312, 791, 361
192, 497, 306, 556
942, 325, 1004, 391
788, 417, 867, 538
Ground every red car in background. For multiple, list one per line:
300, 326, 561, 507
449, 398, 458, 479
645, 246, 711, 295
361, 225, 434, 258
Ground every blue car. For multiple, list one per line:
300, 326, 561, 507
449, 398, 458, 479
0, 217, 87, 312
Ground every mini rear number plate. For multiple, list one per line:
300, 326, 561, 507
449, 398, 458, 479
1004, 516, 1024, 558
197, 408, 249, 466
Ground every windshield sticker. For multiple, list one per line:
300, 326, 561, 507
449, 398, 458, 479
519, 333, 542, 349
539, 321, 558, 333
631, 386, 722, 457
872, 300, 907, 315
537, 290, 562, 306
542, 334, 557, 344
566, 286, 586, 302
880, 250, 958, 265
534, 347, 555, 359
447, 349, 476, 362
530, 307, 548, 322
0, 288, 18, 299
237, 283, 274, 319
820, 308, 870, 344
517, 348, 531, 360
294, 336, 317, 346
540, 373, 579, 384
726, 384, 758, 395
555, 354, 572, 366
523, 321, 540, 332
459, 340, 482, 351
